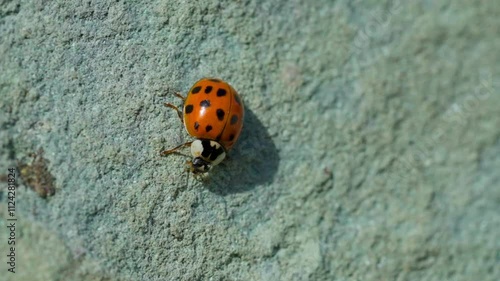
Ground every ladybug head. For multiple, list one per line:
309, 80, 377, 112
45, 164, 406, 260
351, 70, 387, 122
189, 140, 226, 174
190, 157, 211, 174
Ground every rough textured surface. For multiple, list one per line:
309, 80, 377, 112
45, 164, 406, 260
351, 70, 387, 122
1, 0, 499, 280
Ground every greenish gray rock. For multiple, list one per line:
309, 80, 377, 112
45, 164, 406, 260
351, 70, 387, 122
1, 0, 499, 280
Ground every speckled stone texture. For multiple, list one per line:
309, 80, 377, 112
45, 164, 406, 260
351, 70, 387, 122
1, 0, 499, 280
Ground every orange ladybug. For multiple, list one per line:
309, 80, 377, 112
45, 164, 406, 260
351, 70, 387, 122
161, 78, 244, 174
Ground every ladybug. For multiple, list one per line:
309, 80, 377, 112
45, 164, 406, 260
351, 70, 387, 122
161, 78, 244, 174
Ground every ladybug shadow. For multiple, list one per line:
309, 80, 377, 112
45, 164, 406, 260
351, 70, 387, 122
206, 109, 279, 194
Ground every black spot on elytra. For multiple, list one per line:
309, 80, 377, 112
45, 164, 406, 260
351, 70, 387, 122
185, 104, 194, 114
209, 78, 221, 82
230, 115, 238, 125
191, 86, 201, 94
216, 89, 227, 97
206, 125, 213, 132
229, 134, 235, 141
200, 100, 210, 107
234, 93, 242, 105
204, 86, 212, 94
194, 121, 199, 131
216, 109, 225, 121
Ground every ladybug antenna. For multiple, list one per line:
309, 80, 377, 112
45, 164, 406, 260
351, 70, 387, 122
184, 160, 192, 188
185, 164, 190, 188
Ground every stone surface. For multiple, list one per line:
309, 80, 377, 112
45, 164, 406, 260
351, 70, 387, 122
1, 0, 499, 280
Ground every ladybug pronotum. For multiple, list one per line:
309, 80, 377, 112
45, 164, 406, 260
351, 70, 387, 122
161, 78, 245, 174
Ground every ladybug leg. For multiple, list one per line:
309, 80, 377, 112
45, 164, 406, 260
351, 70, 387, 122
160, 141, 193, 156
164, 103, 183, 122
164, 92, 185, 122
173, 92, 185, 101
